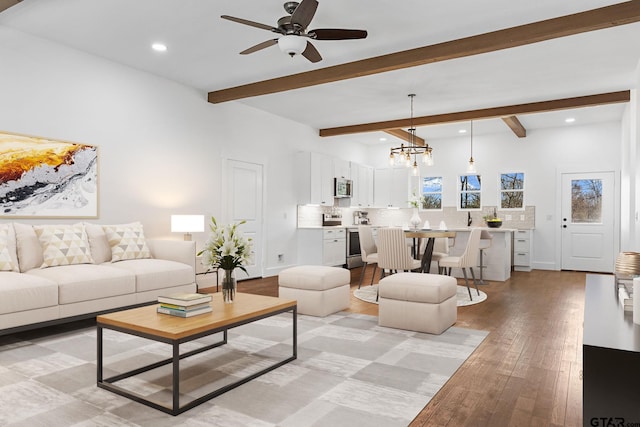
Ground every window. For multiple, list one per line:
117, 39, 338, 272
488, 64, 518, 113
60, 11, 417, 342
421, 176, 442, 210
500, 172, 525, 209
458, 174, 481, 209
571, 179, 602, 223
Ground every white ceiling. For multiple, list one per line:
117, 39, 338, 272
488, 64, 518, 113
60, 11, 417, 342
1, 0, 637, 143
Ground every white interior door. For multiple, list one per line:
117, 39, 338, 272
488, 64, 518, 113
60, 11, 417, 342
227, 160, 263, 279
561, 171, 615, 272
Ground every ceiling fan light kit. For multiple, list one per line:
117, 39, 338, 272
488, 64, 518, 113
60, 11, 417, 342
389, 94, 434, 176
221, 0, 367, 63
278, 35, 306, 57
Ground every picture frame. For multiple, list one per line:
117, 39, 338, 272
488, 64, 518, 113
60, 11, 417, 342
0, 130, 98, 218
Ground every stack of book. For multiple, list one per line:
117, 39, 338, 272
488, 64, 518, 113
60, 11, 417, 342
617, 276, 634, 312
157, 293, 212, 317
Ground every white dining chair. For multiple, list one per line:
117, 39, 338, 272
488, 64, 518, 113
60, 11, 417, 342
377, 228, 422, 277
439, 228, 482, 300
358, 226, 378, 288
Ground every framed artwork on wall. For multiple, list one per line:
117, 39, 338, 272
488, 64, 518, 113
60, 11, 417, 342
0, 130, 98, 218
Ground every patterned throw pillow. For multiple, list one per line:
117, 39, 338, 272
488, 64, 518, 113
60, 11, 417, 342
103, 222, 151, 262
34, 223, 94, 268
0, 224, 18, 272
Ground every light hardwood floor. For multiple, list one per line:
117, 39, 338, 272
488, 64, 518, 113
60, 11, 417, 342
207, 267, 588, 427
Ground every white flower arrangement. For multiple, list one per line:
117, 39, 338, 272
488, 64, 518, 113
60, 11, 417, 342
198, 217, 253, 274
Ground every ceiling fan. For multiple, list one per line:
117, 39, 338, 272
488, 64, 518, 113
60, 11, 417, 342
221, 0, 367, 63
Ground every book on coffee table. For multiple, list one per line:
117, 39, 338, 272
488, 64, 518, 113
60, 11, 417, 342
157, 305, 212, 318
157, 292, 212, 306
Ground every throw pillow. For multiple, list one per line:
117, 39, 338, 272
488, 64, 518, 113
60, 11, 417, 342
0, 224, 18, 272
103, 222, 151, 262
34, 223, 95, 268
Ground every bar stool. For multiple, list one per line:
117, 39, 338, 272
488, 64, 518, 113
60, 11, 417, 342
477, 230, 493, 285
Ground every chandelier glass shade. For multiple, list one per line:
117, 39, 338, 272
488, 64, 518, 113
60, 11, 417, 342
388, 94, 433, 175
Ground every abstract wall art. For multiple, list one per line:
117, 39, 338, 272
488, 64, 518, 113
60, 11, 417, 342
0, 131, 98, 218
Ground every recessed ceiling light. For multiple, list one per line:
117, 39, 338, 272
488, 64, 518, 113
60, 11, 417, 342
151, 43, 167, 52
565, 117, 576, 123
459, 129, 467, 134
379, 137, 387, 142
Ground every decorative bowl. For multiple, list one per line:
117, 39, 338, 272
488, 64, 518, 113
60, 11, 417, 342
486, 220, 502, 228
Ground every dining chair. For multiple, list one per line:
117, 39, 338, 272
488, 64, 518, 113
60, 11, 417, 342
358, 226, 378, 288
428, 237, 450, 274
439, 228, 482, 300
377, 228, 422, 277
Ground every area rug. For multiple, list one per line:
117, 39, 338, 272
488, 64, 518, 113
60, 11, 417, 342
354, 285, 488, 307
0, 312, 487, 427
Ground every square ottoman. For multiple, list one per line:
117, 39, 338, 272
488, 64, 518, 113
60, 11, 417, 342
278, 265, 350, 317
378, 272, 457, 334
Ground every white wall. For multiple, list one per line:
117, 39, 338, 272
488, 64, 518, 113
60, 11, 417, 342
364, 120, 623, 270
0, 26, 368, 276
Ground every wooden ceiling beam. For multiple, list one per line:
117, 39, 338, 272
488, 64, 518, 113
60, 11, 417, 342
208, 2, 640, 103
383, 129, 425, 146
319, 91, 629, 137
0, 0, 22, 13
502, 116, 527, 138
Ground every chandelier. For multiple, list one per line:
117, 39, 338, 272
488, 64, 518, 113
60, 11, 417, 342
389, 94, 433, 175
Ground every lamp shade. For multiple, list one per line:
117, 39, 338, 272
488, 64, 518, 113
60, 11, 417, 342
171, 215, 204, 233
278, 35, 306, 56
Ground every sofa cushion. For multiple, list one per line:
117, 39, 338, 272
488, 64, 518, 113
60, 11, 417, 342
108, 258, 194, 292
84, 222, 112, 263
26, 264, 135, 304
0, 272, 58, 314
103, 222, 151, 262
14, 222, 42, 273
34, 223, 94, 268
0, 224, 18, 272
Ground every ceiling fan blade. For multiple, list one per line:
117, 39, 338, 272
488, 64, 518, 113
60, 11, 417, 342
221, 15, 278, 32
301, 41, 322, 63
239, 39, 278, 55
291, 0, 318, 29
310, 29, 368, 40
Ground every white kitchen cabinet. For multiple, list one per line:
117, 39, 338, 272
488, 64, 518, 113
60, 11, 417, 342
374, 167, 410, 208
513, 229, 533, 272
333, 158, 351, 180
296, 152, 334, 206
297, 228, 346, 267
351, 163, 374, 208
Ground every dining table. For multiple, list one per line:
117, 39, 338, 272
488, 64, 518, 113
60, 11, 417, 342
404, 229, 457, 273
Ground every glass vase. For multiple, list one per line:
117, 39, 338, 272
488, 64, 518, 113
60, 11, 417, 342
222, 269, 236, 303
410, 208, 422, 230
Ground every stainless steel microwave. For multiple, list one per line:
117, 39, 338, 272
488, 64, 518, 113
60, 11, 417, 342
334, 177, 352, 198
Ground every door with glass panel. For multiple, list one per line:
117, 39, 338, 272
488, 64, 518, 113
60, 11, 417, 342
561, 172, 614, 272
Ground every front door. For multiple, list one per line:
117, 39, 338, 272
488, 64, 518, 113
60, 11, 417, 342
226, 160, 263, 279
561, 171, 615, 272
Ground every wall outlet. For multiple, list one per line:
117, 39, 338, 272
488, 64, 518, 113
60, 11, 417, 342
520, 214, 525, 221
277, 254, 284, 263
505, 214, 512, 220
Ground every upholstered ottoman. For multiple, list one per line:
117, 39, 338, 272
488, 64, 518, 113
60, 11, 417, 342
278, 265, 350, 317
378, 272, 457, 334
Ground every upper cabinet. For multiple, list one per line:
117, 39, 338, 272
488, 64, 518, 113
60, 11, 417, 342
333, 158, 351, 180
351, 163, 374, 208
296, 152, 334, 205
374, 167, 410, 208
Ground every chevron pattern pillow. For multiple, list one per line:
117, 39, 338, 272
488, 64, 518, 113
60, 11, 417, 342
0, 224, 18, 272
103, 222, 151, 262
34, 223, 94, 268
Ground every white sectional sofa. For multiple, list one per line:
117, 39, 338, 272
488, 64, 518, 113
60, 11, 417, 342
0, 222, 196, 335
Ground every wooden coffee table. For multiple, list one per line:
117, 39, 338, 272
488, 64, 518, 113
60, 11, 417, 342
96, 292, 297, 416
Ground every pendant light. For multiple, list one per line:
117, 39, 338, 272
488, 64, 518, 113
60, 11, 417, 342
389, 94, 434, 174
467, 120, 476, 173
